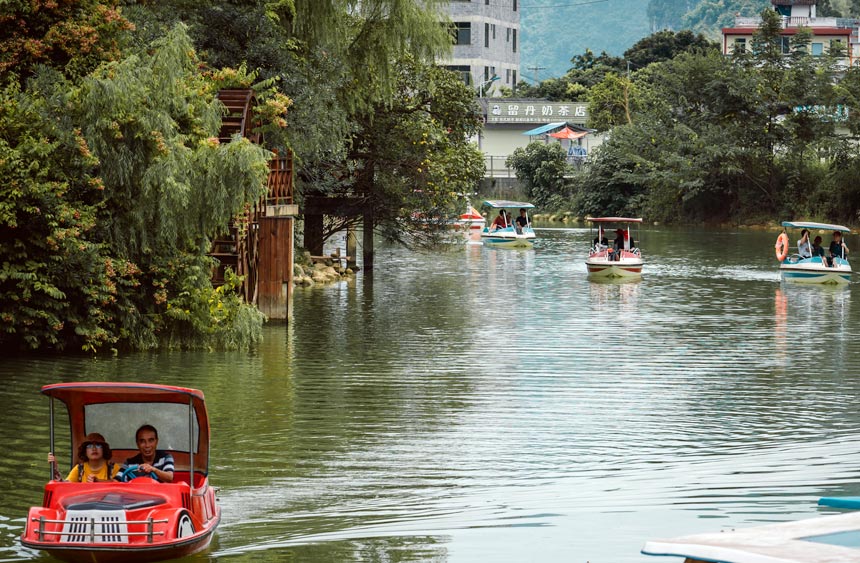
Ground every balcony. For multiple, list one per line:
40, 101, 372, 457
733, 15, 849, 28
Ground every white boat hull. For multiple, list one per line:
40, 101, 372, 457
780, 257, 851, 284
586, 250, 643, 279
480, 227, 535, 248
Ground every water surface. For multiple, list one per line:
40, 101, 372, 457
2, 226, 860, 563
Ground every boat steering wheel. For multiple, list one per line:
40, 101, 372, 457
118, 464, 159, 482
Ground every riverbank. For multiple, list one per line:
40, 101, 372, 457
293, 250, 355, 286
530, 213, 853, 232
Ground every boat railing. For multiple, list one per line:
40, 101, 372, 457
32, 515, 169, 543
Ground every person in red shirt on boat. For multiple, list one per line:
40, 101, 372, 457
117, 424, 175, 482
47, 432, 121, 482
491, 210, 508, 231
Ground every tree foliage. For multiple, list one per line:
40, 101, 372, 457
566, 7, 860, 225
0, 26, 269, 353
506, 143, 572, 210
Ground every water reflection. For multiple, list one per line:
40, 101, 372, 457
3, 227, 860, 562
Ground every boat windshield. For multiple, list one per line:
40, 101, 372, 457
84, 402, 200, 453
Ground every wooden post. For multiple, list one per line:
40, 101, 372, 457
346, 226, 357, 270
257, 215, 294, 320
362, 212, 374, 272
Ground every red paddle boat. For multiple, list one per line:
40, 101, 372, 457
21, 382, 220, 563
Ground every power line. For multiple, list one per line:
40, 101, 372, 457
527, 65, 546, 83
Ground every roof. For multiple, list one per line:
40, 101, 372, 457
586, 217, 643, 223
483, 200, 535, 209
781, 221, 850, 232
522, 122, 566, 136
42, 382, 206, 404
722, 27, 851, 35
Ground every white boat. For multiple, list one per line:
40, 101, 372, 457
585, 217, 643, 279
479, 200, 536, 249
642, 497, 860, 563
777, 221, 851, 284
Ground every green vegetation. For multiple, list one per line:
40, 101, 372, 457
509, 11, 860, 226
1, 0, 483, 353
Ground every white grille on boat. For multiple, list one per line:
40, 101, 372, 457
61, 509, 129, 543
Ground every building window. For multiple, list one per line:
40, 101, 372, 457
812, 42, 823, 56
831, 39, 845, 54
444, 65, 472, 85
452, 22, 471, 45
513, 29, 517, 52
513, 0, 518, 10
485, 23, 489, 47
506, 69, 511, 83
484, 66, 490, 82
512, 70, 517, 89
507, 28, 511, 42
733, 38, 746, 53
781, 36, 790, 54
492, 24, 496, 39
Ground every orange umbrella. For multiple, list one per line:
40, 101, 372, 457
549, 126, 588, 140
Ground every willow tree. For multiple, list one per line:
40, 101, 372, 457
0, 25, 272, 353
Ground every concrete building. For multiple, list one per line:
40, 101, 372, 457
721, 0, 860, 66
442, 0, 520, 97
477, 98, 605, 179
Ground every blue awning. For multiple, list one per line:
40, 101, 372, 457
521, 122, 566, 136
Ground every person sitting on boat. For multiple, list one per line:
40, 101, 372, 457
812, 235, 825, 259
593, 227, 609, 249
828, 231, 849, 266
609, 229, 625, 261
515, 208, 529, 233
47, 432, 121, 482
797, 229, 812, 259
117, 424, 174, 482
491, 210, 508, 231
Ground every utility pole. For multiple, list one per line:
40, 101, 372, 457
527, 65, 546, 84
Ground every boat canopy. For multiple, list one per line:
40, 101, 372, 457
782, 220, 850, 233
483, 200, 535, 209
586, 217, 643, 223
42, 382, 210, 474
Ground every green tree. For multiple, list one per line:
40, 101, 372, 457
0, 26, 270, 353
331, 58, 485, 247
0, 0, 133, 81
623, 30, 719, 69
507, 142, 572, 210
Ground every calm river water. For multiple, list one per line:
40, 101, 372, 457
2, 226, 860, 563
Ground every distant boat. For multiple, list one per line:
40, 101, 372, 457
455, 205, 486, 245
585, 217, 643, 279
776, 221, 851, 284
479, 200, 536, 249
643, 496, 860, 562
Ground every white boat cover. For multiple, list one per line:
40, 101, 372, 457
643, 512, 860, 563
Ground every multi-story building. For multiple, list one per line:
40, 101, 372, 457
442, 0, 520, 97
721, 0, 858, 66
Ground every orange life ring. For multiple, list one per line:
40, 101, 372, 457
775, 232, 789, 262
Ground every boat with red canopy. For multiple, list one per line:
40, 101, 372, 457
21, 382, 220, 563
585, 217, 643, 279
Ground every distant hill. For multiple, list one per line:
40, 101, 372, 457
520, 0, 651, 80
519, 0, 772, 80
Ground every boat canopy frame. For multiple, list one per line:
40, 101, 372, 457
42, 382, 210, 484
781, 221, 850, 233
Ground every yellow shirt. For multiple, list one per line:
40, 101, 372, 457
65, 462, 121, 482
